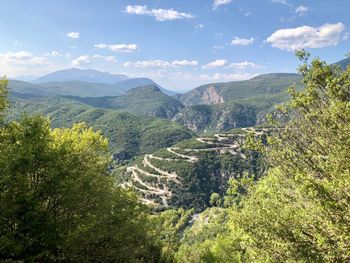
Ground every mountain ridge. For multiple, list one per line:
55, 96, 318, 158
64, 84, 184, 118
33, 68, 128, 83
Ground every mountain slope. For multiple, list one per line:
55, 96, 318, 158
117, 77, 177, 96
335, 58, 350, 70
117, 127, 267, 210
7, 96, 193, 160
179, 73, 302, 106
173, 102, 257, 133
10, 78, 177, 98
172, 73, 303, 132
34, 68, 128, 83
66, 85, 184, 118
9, 80, 128, 97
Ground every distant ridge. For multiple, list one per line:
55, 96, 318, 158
179, 73, 302, 106
33, 68, 128, 84
64, 84, 184, 118
334, 58, 350, 70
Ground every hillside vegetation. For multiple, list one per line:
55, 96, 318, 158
117, 127, 267, 210
66, 85, 184, 118
179, 73, 303, 106
2, 53, 350, 262
171, 73, 304, 132
7, 96, 193, 160
164, 52, 350, 262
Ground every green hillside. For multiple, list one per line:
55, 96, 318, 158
171, 73, 303, 132
335, 58, 350, 70
7, 96, 193, 160
66, 85, 184, 118
179, 73, 302, 106
116, 127, 267, 210
9, 80, 126, 97
173, 102, 257, 133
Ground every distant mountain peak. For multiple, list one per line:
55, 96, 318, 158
33, 68, 129, 84
334, 58, 350, 70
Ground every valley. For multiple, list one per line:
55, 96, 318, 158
2, 56, 350, 262
2, 1, 350, 261
118, 127, 268, 210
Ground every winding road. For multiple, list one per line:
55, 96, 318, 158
123, 128, 270, 207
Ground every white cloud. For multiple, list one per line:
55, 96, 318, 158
72, 54, 117, 67
231, 37, 254, 46
271, 0, 292, 7
227, 61, 261, 69
44, 50, 60, 57
66, 32, 80, 39
124, 60, 171, 68
0, 50, 54, 76
94, 43, 139, 53
172, 60, 198, 67
92, 55, 117, 63
212, 45, 225, 52
202, 59, 228, 69
125, 5, 194, 21
213, 0, 232, 10
200, 72, 257, 82
295, 5, 309, 14
72, 55, 91, 66
124, 59, 198, 68
266, 22, 347, 51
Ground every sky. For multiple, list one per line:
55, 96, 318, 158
0, 0, 349, 91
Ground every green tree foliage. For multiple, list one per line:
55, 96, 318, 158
171, 52, 350, 262
0, 78, 8, 122
221, 52, 350, 261
152, 209, 195, 262
209, 193, 222, 207
8, 96, 193, 161
0, 81, 159, 262
174, 208, 235, 263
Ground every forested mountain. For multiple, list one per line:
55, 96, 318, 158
335, 57, 350, 70
10, 68, 176, 97
7, 96, 193, 160
8, 69, 307, 135
168, 73, 303, 132
117, 127, 267, 210
179, 73, 302, 106
65, 85, 184, 118
9, 80, 126, 97
173, 102, 257, 132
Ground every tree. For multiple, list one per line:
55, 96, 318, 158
0, 94, 159, 261
210, 193, 222, 207
221, 51, 350, 261
0, 78, 8, 122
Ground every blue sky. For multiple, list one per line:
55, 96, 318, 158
1, 0, 349, 91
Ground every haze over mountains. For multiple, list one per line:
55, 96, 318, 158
10, 68, 176, 97
33, 68, 128, 83
10, 57, 349, 99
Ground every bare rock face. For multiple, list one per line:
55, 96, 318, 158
201, 85, 224, 104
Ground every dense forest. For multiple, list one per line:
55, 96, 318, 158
1, 52, 350, 262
